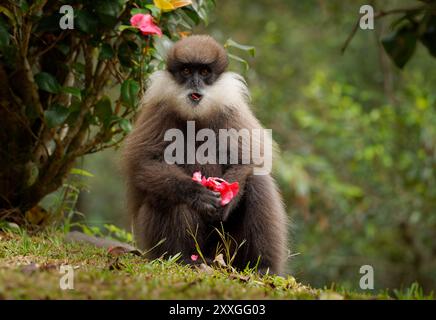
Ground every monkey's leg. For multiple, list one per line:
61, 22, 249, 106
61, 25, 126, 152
133, 203, 210, 263
233, 174, 289, 275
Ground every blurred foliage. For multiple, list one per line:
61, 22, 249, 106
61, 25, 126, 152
0, 0, 215, 221
201, 0, 436, 292
69, 0, 436, 293
379, 1, 436, 68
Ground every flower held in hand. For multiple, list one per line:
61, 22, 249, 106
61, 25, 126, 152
192, 172, 239, 206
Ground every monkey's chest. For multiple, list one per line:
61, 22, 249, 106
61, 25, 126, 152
179, 162, 225, 179
164, 132, 230, 178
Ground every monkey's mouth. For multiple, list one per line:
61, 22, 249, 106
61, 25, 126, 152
188, 92, 203, 103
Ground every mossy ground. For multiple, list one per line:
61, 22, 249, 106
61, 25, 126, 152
0, 230, 430, 300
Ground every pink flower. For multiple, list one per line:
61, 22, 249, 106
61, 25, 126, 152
192, 171, 203, 183
191, 254, 198, 261
130, 14, 162, 36
192, 172, 240, 206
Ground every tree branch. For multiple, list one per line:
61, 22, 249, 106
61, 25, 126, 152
341, 4, 427, 54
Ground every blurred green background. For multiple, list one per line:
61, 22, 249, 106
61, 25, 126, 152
74, 0, 436, 293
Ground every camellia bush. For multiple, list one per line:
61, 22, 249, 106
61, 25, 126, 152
0, 0, 215, 223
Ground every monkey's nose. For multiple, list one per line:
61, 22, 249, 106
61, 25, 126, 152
189, 92, 203, 103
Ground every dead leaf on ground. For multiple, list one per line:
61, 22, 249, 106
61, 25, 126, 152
25, 205, 49, 226
197, 263, 214, 275
107, 246, 142, 257
213, 254, 226, 267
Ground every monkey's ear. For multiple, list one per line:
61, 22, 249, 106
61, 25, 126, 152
212, 51, 229, 74
165, 45, 178, 72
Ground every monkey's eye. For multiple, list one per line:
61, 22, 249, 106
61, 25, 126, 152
200, 68, 210, 77
181, 67, 191, 77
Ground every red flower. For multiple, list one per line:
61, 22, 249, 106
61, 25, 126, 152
192, 172, 239, 206
191, 254, 198, 261
130, 13, 162, 36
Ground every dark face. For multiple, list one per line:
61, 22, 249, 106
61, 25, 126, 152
169, 63, 219, 104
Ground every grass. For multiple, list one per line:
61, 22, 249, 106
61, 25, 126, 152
0, 229, 432, 300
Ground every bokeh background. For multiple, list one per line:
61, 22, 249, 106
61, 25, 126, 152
72, 0, 436, 292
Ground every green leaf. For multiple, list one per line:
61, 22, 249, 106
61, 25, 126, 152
170, 11, 195, 29
192, 6, 209, 25
420, 16, 436, 58
153, 35, 173, 61
61, 86, 82, 99
225, 38, 256, 57
96, 0, 121, 27
99, 43, 114, 60
71, 62, 85, 74
35, 72, 61, 94
228, 53, 249, 70
95, 96, 113, 128
145, 5, 161, 18
44, 104, 70, 128
0, 18, 10, 47
0, 6, 15, 25
76, 10, 98, 33
120, 79, 140, 109
18, 0, 29, 12
36, 13, 63, 33
86, 113, 99, 126
381, 25, 417, 69
183, 8, 200, 25
131, 8, 149, 15
65, 101, 80, 126
57, 43, 70, 55
70, 168, 94, 177
117, 41, 140, 67
118, 25, 138, 32
119, 118, 132, 133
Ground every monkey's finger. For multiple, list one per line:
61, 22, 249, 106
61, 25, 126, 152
212, 191, 221, 198
202, 190, 220, 199
211, 196, 222, 209
204, 190, 221, 201
202, 203, 218, 212
206, 191, 222, 206
201, 194, 221, 208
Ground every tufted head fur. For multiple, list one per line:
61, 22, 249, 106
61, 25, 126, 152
166, 35, 228, 76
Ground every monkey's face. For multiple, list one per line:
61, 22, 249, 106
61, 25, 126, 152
144, 69, 249, 121
169, 63, 219, 105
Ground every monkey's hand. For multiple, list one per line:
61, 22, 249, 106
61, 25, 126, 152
188, 182, 222, 220
219, 203, 233, 222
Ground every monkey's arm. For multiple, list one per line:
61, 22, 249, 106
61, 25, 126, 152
131, 160, 221, 212
221, 165, 253, 221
